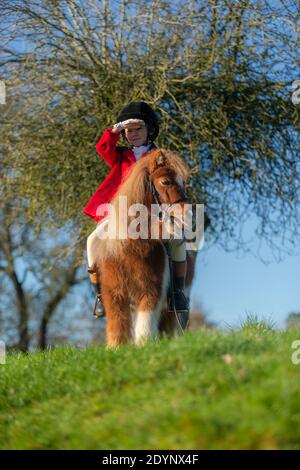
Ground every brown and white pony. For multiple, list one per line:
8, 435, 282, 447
94, 148, 197, 348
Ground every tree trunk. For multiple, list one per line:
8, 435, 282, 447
38, 265, 79, 350
11, 271, 29, 352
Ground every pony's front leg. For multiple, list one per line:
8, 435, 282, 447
134, 292, 163, 346
102, 287, 132, 349
134, 257, 170, 346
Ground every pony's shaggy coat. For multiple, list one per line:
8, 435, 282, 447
93, 148, 196, 348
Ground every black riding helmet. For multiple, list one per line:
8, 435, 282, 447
116, 101, 160, 142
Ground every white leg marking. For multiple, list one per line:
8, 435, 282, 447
134, 254, 169, 345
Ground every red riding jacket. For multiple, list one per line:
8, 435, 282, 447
82, 128, 156, 223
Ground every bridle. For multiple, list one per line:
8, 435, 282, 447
149, 179, 161, 206
149, 176, 188, 220
149, 178, 172, 221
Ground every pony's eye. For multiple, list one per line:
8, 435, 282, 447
161, 179, 171, 186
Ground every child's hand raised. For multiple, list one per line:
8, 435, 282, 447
112, 119, 145, 133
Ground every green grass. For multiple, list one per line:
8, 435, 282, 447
1, 326, 300, 449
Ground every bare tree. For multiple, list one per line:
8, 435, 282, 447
0, 202, 87, 350
0, 0, 298, 252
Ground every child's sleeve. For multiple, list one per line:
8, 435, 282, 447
95, 128, 121, 168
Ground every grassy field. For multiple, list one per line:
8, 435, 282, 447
1, 323, 300, 450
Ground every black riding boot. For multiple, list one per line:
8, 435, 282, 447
173, 276, 189, 312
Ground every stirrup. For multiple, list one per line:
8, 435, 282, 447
93, 293, 105, 318
175, 309, 190, 330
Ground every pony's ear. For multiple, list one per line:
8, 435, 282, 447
150, 149, 167, 173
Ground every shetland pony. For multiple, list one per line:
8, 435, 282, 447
94, 148, 197, 348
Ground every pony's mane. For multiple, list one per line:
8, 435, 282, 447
112, 148, 190, 210
96, 148, 191, 261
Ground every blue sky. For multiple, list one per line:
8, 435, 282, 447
191, 241, 300, 330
